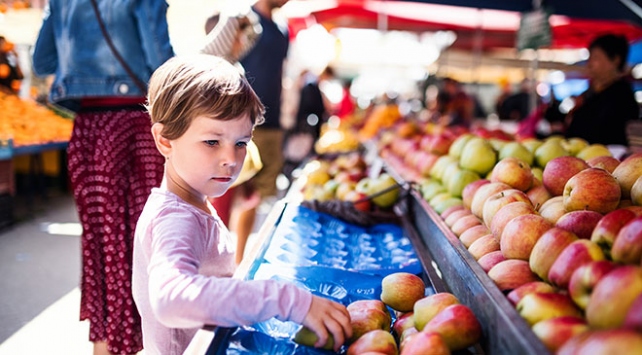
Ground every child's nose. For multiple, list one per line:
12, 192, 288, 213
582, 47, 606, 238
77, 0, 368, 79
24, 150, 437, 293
220, 146, 238, 167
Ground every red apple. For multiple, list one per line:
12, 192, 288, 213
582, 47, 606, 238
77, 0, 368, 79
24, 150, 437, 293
500, 214, 552, 260
611, 216, 642, 264
392, 311, 414, 338
507, 281, 557, 307
555, 210, 603, 240
540, 199, 567, 225
490, 157, 534, 192
542, 156, 590, 196
444, 209, 472, 228
347, 306, 393, 343
563, 168, 621, 214
413, 292, 460, 331
587, 155, 620, 173
625, 205, 642, 216
516, 292, 582, 326
422, 304, 482, 351
450, 214, 482, 237
416, 152, 440, 178
468, 234, 500, 260
532, 316, 590, 353
380, 272, 426, 312
399, 331, 450, 355
346, 329, 398, 355
458, 224, 491, 248
488, 259, 540, 292
557, 329, 642, 355
477, 250, 506, 273
344, 190, 371, 212
489, 201, 536, 242
481, 189, 532, 228
529, 227, 579, 282
612, 152, 642, 199
470, 182, 512, 218
548, 239, 605, 289
586, 265, 642, 329
440, 204, 465, 220
567, 260, 618, 310
623, 293, 642, 332
526, 183, 552, 211
462, 179, 490, 210
590, 208, 637, 258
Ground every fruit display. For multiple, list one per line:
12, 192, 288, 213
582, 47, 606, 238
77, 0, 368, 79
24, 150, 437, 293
0, 92, 73, 147
373, 121, 642, 353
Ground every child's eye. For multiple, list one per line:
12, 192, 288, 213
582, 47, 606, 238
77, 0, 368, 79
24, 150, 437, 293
236, 141, 248, 148
204, 140, 219, 146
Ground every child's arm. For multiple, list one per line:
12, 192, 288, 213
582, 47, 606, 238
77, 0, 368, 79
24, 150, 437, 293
301, 295, 353, 352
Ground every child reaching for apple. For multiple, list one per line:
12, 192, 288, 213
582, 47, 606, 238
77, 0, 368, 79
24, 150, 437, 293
132, 54, 352, 354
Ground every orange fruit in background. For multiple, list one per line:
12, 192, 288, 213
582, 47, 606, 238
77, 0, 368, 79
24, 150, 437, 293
12, 1, 29, 9
0, 64, 10, 78
0, 4, 7, 13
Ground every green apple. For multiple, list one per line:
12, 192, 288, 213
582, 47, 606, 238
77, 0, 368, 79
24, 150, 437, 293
293, 326, 335, 350
576, 143, 612, 161
367, 173, 400, 208
420, 180, 447, 201
534, 140, 570, 169
433, 197, 463, 215
561, 137, 589, 156
459, 137, 497, 176
499, 141, 534, 166
448, 133, 474, 159
441, 161, 462, 187
447, 169, 481, 198
430, 155, 458, 180
521, 138, 543, 154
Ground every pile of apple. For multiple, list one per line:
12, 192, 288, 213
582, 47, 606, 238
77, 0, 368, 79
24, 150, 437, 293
433, 147, 642, 353
293, 272, 482, 354
300, 153, 401, 211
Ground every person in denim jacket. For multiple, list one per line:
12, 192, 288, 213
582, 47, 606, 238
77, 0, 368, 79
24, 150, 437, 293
32, 1, 174, 354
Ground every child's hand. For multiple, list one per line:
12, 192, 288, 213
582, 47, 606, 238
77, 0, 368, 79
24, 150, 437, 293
301, 295, 352, 352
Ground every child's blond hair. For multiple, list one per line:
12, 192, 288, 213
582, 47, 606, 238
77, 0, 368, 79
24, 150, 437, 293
145, 54, 265, 140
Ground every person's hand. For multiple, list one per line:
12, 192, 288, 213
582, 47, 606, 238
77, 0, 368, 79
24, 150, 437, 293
301, 295, 352, 352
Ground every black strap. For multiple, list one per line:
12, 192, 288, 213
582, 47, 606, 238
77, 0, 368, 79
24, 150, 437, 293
89, 0, 148, 94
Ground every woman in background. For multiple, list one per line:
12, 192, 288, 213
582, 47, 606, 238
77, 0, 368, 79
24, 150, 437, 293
565, 33, 640, 146
32, 1, 174, 353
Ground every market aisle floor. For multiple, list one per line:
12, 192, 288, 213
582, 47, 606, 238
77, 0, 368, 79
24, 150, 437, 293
0, 189, 271, 354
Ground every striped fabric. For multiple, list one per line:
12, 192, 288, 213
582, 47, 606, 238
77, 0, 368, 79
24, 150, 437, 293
200, 11, 261, 64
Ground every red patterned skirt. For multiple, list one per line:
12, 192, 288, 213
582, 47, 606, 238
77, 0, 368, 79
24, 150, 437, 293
68, 101, 164, 354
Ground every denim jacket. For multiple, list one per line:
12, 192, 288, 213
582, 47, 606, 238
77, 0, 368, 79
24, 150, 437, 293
32, 0, 174, 104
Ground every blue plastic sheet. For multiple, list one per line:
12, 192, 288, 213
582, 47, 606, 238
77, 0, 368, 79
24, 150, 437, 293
215, 204, 425, 354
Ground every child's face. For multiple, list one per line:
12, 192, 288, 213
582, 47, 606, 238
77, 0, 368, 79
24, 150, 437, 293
166, 114, 253, 199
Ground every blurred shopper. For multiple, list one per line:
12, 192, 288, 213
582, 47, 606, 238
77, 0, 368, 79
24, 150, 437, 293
433, 77, 474, 127
133, 54, 351, 355
201, 1, 263, 230
31, 1, 174, 354
498, 78, 533, 121
565, 34, 640, 145
0, 36, 23, 94
233, 0, 290, 264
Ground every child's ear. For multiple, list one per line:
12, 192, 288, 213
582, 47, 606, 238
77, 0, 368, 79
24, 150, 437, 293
151, 123, 171, 158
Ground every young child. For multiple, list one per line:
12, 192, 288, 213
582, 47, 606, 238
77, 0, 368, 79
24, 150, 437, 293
132, 54, 352, 354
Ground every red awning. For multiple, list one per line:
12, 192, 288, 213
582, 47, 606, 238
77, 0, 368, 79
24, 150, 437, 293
283, 0, 642, 50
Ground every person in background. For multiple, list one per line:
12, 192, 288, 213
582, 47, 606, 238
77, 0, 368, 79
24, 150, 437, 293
233, 0, 290, 264
133, 54, 351, 355
0, 36, 23, 94
31, 1, 174, 354
498, 78, 533, 122
565, 33, 640, 146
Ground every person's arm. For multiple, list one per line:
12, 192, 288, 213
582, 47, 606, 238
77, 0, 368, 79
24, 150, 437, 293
134, 0, 174, 71
31, 2, 58, 76
146, 209, 313, 329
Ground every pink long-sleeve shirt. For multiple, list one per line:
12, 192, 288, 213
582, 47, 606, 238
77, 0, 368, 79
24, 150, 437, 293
132, 188, 312, 355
